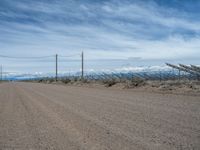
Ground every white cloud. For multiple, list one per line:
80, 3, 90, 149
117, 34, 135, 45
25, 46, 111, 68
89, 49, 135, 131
0, 0, 200, 75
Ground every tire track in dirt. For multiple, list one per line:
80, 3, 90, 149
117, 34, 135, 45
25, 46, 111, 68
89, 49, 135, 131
0, 82, 200, 150
20, 83, 200, 150
19, 83, 148, 150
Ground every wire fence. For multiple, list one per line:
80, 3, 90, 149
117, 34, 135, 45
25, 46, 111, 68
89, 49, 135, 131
0, 53, 200, 81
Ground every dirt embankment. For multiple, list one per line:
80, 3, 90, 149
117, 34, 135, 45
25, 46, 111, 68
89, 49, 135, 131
32, 77, 200, 95
46, 79, 200, 96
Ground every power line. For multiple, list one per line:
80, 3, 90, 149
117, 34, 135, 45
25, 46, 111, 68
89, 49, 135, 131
0, 52, 84, 80
0, 54, 81, 59
0, 55, 54, 59
59, 54, 81, 58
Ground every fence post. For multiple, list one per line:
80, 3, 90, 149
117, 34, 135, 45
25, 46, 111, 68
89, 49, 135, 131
159, 70, 162, 82
0, 65, 2, 81
56, 54, 58, 82
81, 51, 84, 80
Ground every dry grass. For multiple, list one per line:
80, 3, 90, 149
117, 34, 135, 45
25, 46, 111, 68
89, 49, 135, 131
26, 76, 200, 95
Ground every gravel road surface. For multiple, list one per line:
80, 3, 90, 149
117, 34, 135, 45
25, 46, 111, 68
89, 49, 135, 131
0, 82, 199, 150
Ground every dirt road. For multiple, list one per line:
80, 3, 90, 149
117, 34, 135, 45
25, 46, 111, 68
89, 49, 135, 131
0, 82, 199, 150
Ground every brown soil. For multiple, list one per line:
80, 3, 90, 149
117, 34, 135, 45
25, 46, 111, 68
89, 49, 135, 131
0, 82, 199, 150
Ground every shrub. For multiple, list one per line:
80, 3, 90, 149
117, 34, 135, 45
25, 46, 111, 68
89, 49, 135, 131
62, 78, 71, 84
102, 78, 118, 87
81, 78, 90, 83
126, 77, 145, 88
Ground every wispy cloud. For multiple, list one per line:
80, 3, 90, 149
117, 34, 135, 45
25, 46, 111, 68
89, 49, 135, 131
0, 0, 200, 73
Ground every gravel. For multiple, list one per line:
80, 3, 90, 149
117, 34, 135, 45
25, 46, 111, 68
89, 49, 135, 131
0, 82, 199, 150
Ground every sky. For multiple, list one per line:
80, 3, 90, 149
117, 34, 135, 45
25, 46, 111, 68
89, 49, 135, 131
0, 0, 200, 75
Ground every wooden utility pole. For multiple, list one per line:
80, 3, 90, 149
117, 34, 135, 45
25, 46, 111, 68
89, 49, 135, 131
81, 51, 84, 79
56, 54, 58, 82
0, 65, 2, 81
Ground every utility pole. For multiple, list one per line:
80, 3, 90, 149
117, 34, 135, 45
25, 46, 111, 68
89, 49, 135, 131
159, 70, 162, 82
81, 51, 84, 79
56, 54, 58, 82
0, 65, 2, 81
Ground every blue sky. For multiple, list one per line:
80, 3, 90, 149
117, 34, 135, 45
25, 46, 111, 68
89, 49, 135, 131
0, 0, 200, 74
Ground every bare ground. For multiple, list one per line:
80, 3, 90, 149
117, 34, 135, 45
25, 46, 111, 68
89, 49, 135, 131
0, 82, 199, 150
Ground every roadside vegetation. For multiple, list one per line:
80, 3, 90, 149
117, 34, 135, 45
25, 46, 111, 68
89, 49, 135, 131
23, 75, 200, 94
